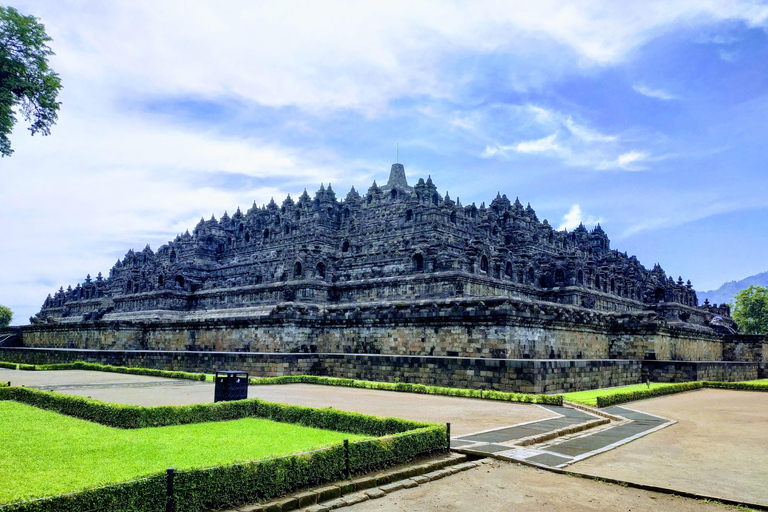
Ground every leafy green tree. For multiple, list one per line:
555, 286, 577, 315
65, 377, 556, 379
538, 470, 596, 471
0, 304, 12, 328
732, 285, 768, 334
0, 6, 62, 157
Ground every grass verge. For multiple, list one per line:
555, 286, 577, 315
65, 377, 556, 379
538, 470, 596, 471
565, 380, 768, 407
563, 383, 687, 406
0, 401, 366, 504
0, 387, 445, 512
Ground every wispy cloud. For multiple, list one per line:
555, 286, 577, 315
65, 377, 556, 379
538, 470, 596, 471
482, 132, 562, 158
558, 204, 603, 231
4, 0, 768, 325
515, 132, 561, 154
596, 150, 651, 170
633, 84, 676, 100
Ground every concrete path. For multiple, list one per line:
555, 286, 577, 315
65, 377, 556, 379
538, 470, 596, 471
452, 405, 674, 468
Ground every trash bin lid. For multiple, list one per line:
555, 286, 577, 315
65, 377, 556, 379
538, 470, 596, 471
215, 370, 249, 378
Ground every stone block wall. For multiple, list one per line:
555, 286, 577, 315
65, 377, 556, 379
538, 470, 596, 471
15, 296, 741, 363
642, 360, 758, 382
0, 347, 641, 394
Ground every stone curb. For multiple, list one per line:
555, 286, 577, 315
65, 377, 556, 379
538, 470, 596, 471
296, 458, 492, 512
229, 453, 476, 512
515, 418, 610, 446
562, 401, 625, 422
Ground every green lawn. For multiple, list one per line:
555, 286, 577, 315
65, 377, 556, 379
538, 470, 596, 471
562, 382, 685, 406
0, 401, 367, 504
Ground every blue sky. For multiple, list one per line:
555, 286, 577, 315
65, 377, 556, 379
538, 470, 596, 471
2, 1, 768, 324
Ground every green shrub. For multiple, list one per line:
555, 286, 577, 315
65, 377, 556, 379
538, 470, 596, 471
1, 423, 445, 512
0, 305, 12, 328
248, 374, 563, 405
0, 361, 206, 381
0, 386, 434, 435
703, 381, 768, 391
0, 474, 165, 512
0, 388, 445, 512
596, 381, 703, 407
0, 362, 35, 370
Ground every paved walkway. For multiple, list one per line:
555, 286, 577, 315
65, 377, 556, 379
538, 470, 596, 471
452, 405, 673, 467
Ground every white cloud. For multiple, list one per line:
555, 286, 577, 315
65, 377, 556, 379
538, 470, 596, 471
515, 132, 561, 154
633, 84, 676, 100
14, 0, 768, 115
482, 133, 563, 158
4, 0, 768, 325
596, 150, 650, 170
558, 204, 603, 231
563, 116, 618, 142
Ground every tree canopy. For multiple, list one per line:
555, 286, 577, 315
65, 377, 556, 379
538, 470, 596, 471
0, 304, 12, 328
0, 6, 62, 157
732, 285, 768, 335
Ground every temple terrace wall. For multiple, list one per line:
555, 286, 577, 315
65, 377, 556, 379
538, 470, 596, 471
8, 296, 759, 363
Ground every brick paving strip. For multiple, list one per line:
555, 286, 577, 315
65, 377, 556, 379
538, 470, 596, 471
451, 404, 675, 468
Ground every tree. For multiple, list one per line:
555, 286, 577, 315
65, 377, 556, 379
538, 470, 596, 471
0, 6, 62, 157
0, 304, 12, 328
732, 285, 768, 334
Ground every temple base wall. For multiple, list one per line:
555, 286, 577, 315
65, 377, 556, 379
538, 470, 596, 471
13, 314, 755, 364
1, 347, 760, 393
0, 347, 640, 394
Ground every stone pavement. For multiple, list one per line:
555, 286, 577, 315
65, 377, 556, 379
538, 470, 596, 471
452, 404, 673, 468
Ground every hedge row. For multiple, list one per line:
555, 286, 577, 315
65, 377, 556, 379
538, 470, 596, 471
1, 360, 562, 404
595, 379, 768, 407
1, 388, 445, 512
0, 386, 433, 435
248, 375, 564, 406
595, 382, 704, 407
0, 360, 206, 381
703, 380, 768, 391
0, 362, 35, 370
1, 424, 445, 512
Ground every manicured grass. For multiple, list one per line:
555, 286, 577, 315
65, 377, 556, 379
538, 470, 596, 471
563, 382, 685, 406
0, 401, 368, 504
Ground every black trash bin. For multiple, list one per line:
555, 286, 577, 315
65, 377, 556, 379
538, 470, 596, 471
214, 370, 249, 402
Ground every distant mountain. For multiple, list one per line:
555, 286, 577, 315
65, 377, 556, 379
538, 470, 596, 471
697, 271, 768, 306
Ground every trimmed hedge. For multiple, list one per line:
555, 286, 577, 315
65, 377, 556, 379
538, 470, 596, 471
248, 375, 563, 406
0, 361, 207, 382
704, 380, 768, 392
0, 362, 35, 370
595, 380, 768, 407
0, 386, 433, 434
0, 425, 445, 512
0, 389, 445, 512
595, 382, 704, 407
1, 361, 562, 404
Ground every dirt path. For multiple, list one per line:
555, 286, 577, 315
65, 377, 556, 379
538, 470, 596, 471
345, 460, 752, 512
570, 388, 768, 506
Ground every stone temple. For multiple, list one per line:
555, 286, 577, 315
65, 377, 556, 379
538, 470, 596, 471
6, 164, 763, 393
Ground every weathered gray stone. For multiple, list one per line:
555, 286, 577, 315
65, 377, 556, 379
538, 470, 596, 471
7, 164, 761, 393
363, 488, 387, 499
